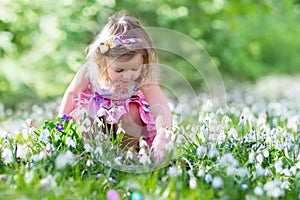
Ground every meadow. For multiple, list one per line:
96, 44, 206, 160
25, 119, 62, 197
1, 1, 300, 199
1, 77, 300, 200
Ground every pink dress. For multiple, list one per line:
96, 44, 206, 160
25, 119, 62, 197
71, 80, 156, 146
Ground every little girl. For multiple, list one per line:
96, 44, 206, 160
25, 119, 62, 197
59, 14, 172, 163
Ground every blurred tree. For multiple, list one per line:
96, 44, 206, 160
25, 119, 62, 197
0, 0, 300, 108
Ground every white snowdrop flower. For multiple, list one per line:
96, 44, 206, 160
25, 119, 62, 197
16, 144, 27, 159
238, 114, 246, 127
171, 132, 177, 142
201, 100, 213, 112
281, 168, 291, 176
82, 117, 91, 127
139, 154, 151, 165
108, 177, 117, 184
168, 166, 182, 177
216, 107, 225, 115
196, 146, 207, 158
0, 130, 8, 138
86, 159, 94, 167
263, 168, 272, 176
24, 170, 34, 184
84, 143, 93, 152
30, 151, 46, 162
39, 129, 50, 143
212, 176, 223, 189
271, 121, 279, 133
94, 117, 104, 128
254, 186, 264, 196
200, 125, 209, 136
1, 138, 9, 147
257, 114, 267, 129
256, 154, 263, 164
287, 116, 299, 131
208, 133, 218, 142
97, 107, 106, 117
164, 128, 174, 139
225, 166, 235, 176
290, 166, 297, 175
78, 125, 87, 133
55, 150, 75, 169
263, 149, 269, 158
241, 184, 248, 190
281, 181, 290, 190
217, 130, 226, 143
187, 169, 194, 177
167, 166, 178, 177
116, 126, 125, 135
139, 148, 146, 156
65, 150, 76, 161
189, 176, 197, 189
21, 129, 29, 140
248, 152, 255, 163
109, 104, 120, 115
54, 133, 60, 141
274, 160, 283, 173
296, 161, 300, 169
114, 156, 122, 166
263, 180, 285, 198
66, 137, 76, 148
237, 168, 249, 178
221, 115, 232, 125
197, 168, 205, 177
105, 160, 111, 167
2, 148, 13, 164
106, 112, 116, 123
40, 175, 57, 188
94, 146, 103, 157
125, 150, 133, 160
220, 153, 239, 168
268, 186, 285, 198
227, 128, 238, 140
208, 146, 219, 158
263, 181, 274, 192
204, 174, 212, 183
139, 139, 148, 148
45, 143, 54, 151
277, 143, 284, 151
255, 165, 265, 176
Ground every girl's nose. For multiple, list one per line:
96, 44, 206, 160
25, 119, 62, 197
122, 71, 132, 80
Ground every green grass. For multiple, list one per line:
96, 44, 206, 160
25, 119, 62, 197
1, 91, 300, 199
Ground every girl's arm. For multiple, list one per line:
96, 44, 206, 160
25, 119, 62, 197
58, 65, 90, 116
141, 83, 173, 164
140, 84, 172, 127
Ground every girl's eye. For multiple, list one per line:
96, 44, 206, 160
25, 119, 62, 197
132, 65, 143, 71
115, 69, 123, 73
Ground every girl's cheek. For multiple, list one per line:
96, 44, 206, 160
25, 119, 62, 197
114, 74, 122, 82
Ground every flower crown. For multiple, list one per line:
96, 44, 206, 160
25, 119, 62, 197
99, 36, 143, 54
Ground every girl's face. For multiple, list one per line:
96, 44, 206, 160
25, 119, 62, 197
106, 53, 144, 83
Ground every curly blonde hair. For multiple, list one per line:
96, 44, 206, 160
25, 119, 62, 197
85, 13, 158, 88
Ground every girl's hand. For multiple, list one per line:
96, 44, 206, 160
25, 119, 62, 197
152, 115, 172, 165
